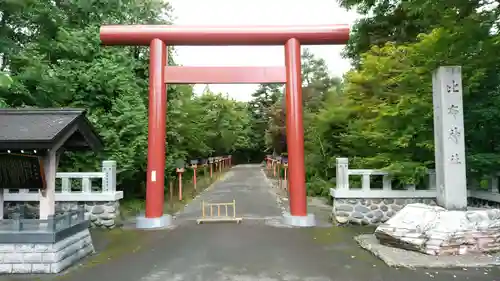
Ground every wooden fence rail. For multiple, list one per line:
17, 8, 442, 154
197, 200, 242, 224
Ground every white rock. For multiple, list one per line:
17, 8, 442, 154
336, 216, 349, 224
375, 203, 500, 255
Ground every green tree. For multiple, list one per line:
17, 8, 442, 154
0, 0, 255, 199
339, 0, 489, 66
330, 0, 500, 185
0, 72, 12, 107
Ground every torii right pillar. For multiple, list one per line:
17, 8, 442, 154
282, 38, 315, 226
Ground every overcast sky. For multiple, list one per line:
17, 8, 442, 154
167, 0, 359, 101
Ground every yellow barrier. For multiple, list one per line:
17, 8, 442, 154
196, 199, 242, 224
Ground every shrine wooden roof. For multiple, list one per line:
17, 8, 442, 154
0, 108, 103, 151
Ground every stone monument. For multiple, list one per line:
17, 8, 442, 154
432, 66, 467, 210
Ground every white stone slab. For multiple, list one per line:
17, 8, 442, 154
375, 203, 500, 255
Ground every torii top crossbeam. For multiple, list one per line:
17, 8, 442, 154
99, 24, 350, 46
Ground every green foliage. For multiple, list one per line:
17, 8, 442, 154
0, 72, 12, 89
5, 0, 500, 201
0, 72, 12, 107
251, 49, 343, 195
0, 0, 254, 199
329, 0, 500, 184
253, 0, 500, 196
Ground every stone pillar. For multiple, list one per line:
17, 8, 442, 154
336, 158, 349, 190
432, 66, 467, 210
102, 160, 117, 192
40, 150, 57, 219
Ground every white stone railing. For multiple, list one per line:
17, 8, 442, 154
468, 177, 500, 203
331, 157, 500, 203
331, 157, 438, 199
4, 160, 123, 202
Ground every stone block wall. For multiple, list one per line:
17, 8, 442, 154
468, 197, 500, 209
333, 198, 437, 225
0, 229, 94, 274
4, 201, 120, 229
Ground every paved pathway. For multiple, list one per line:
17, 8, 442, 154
175, 164, 283, 222
6, 165, 499, 281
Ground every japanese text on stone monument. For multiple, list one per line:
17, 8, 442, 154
447, 79, 462, 164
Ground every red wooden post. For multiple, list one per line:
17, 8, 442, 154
278, 163, 282, 188
192, 165, 197, 191
178, 173, 182, 201
203, 164, 207, 182
176, 168, 184, 201
284, 166, 288, 190
285, 38, 307, 217
210, 163, 213, 178
169, 180, 173, 210
145, 39, 167, 219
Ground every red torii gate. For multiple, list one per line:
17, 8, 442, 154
100, 24, 350, 228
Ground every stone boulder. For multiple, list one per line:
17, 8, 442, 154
374, 203, 500, 255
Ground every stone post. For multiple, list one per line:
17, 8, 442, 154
0, 189, 4, 220
336, 158, 349, 190
432, 66, 467, 209
102, 160, 117, 192
40, 150, 57, 219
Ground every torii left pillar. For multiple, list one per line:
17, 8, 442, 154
138, 38, 172, 228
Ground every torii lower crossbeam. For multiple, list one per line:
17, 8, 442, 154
99, 24, 350, 229
165, 66, 286, 84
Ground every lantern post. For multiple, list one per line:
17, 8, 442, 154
176, 159, 185, 201
201, 158, 208, 183
208, 157, 214, 179
190, 159, 198, 191
282, 156, 288, 189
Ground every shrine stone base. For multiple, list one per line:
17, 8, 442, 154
0, 229, 94, 274
5, 201, 121, 229
374, 203, 500, 256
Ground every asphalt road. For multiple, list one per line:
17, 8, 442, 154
4, 165, 499, 281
